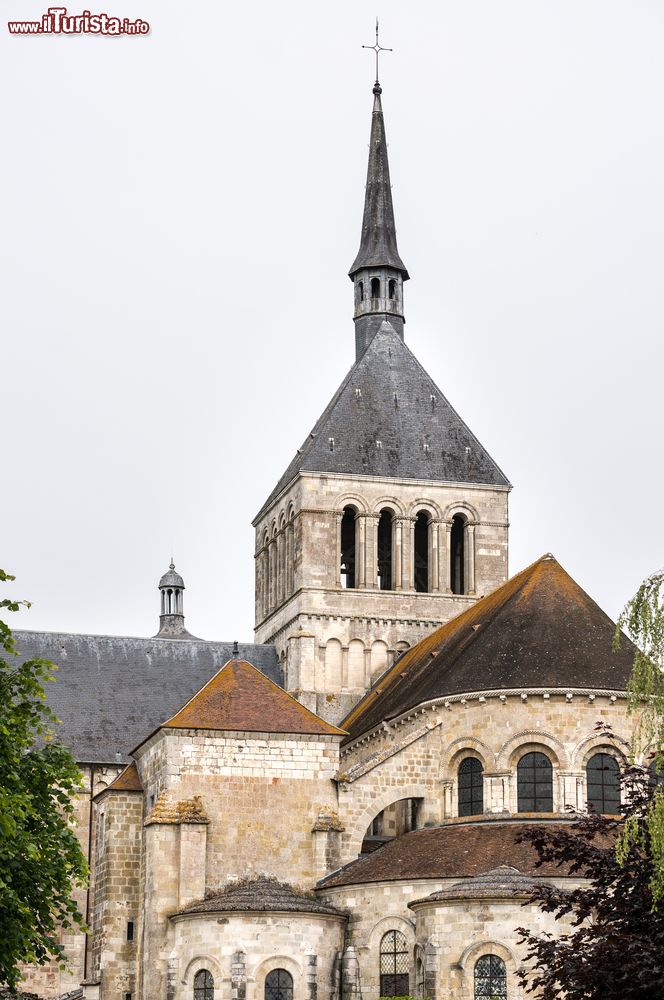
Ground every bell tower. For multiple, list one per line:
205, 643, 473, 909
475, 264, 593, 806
253, 69, 511, 724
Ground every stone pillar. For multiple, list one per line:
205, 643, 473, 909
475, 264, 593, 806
285, 523, 294, 595
394, 518, 403, 591
178, 823, 207, 910
485, 771, 510, 813
466, 523, 476, 595
406, 517, 416, 590
357, 514, 366, 588
366, 516, 378, 589
341, 948, 361, 1000
335, 512, 342, 588
288, 630, 316, 691
268, 541, 276, 610
231, 951, 246, 1000
431, 520, 440, 592
441, 779, 454, 819
443, 522, 452, 592
306, 952, 317, 1000
277, 532, 285, 605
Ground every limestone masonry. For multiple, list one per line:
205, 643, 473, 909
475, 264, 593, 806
14, 72, 638, 1000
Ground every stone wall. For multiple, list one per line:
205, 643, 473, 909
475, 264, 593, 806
337, 693, 631, 863
169, 912, 345, 1000
135, 729, 342, 887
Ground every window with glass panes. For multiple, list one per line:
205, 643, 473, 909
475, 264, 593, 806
458, 757, 483, 816
474, 954, 506, 999
193, 971, 214, 1000
586, 753, 620, 814
379, 930, 409, 996
265, 970, 293, 1000
517, 751, 553, 812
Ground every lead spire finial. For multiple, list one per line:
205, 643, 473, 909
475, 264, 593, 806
362, 17, 392, 92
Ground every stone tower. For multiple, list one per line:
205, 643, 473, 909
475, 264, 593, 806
253, 77, 511, 723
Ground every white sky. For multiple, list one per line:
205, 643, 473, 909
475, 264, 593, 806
2, 0, 663, 641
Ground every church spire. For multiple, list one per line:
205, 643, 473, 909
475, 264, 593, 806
350, 26, 409, 360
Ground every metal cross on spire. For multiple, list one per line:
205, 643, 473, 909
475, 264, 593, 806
362, 18, 392, 87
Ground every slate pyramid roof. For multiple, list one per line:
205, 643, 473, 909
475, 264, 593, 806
176, 876, 345, 917
160, 658, 346, 737
342, 554, 635, 739
256, 322, 509, 519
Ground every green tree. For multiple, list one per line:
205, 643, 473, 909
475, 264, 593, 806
615, 568, 664, 905
0, 569, 87, 993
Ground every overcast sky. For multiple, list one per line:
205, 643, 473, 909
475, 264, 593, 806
2, 0, 663, 642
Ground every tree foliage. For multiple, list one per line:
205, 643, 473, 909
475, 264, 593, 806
0, 570, 87, 993
516, 759, 664, 1000
614, 568, 664, 904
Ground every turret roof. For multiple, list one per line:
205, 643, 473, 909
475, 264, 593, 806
342, 553, 635, 740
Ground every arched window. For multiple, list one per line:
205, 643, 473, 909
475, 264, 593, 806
388, 278, 396, 299
458, 757, 483, 816
357, 280, 364, 302
377, 509, 393, 590
587, 753, 620, 814
450, 514, 465, 594
340, 506, 357, 589
474, 955, 506, 999
371, 276, 381, 298
265, 970, 293, 1000
379, 931, 409, 997
193, 971, 214, 1000
414, 511, 430, 593
517, 751, 553, 813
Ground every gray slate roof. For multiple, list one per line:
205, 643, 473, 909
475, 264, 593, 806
257, 322, 509, 519
176, 876, 345, 917
409, 866, 547, 906
349, 85, 409, 278
12, 630, 281, 763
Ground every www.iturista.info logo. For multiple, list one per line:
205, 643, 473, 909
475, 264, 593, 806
8, 7, 150, 34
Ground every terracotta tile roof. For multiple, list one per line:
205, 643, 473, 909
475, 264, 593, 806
342, 554, 635, 739
103, 761, 143, 794
174, 876, 346, 917
163, 658, 346, 737
318, 818, 576, 888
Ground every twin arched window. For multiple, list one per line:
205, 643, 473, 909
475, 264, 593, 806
474, 955, 506, 998
517, 752, 553, 813
379, 930, 409, 997
194, 971, 214, 1000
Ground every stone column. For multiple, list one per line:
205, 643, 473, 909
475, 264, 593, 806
485, 771, 510, 813
335, 512, 342, 588
305, 953, 317, 1000
443, 522, 452, 593
277, 532, 285, 604
394, 518, 403, 591
441, 779, 454, 819
466, 523, 476, 595
285, 523, 293, 595
431, 520, 440, 592
366, 515, 378, 589
231, 951, 246, 1000
406, 517, 416, 590
357, 514, 366, 588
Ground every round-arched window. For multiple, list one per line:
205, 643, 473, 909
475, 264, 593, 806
517, 751, 553, 812
193, 970, 214, 1000
379, 930, 409, 996
587, 753, 620, 814
265, 970, 293, 1000
458, 757, 484, 816
474, 954, 506, 998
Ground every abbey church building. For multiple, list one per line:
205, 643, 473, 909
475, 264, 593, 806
13, 70, 636, 1000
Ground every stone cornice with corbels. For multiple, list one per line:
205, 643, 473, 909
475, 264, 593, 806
340, 688, 628, 758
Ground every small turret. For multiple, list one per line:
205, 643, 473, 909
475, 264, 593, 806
155, 561, 196, 639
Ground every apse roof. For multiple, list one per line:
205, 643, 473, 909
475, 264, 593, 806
342, 554, 635, 740
11, 631, 281, 763
256, 323, 509, 520
318, 819, 574, 889
161, 658, 346, 738
175, 876, 345, 917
